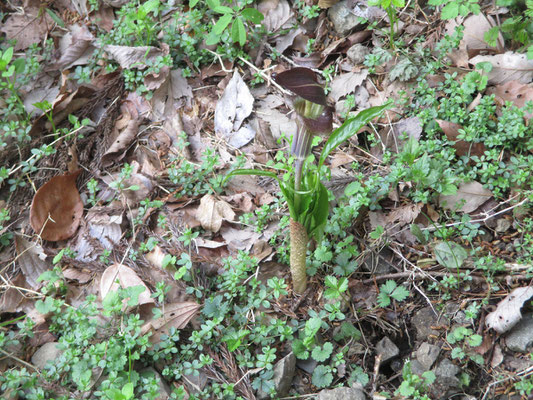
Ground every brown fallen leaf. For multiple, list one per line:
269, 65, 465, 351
141, 301, 201, 343
446, 14, 504, 68
318, 0, 339, 8
93, 6, 116, 31
220, 225, 261, 252
63, 268, 93, 284
486, 80, 533, 120
221, 193, 254, 213
439, 181, 492, 213
385, 203, 422, 226
329, 71, 368, 102
151, 69, 193, 119
0, 7, 53, 51
30, 171, 84, 241
252, 239, 273, 262
102, 101, 140, 167
259, 0, 294, 33
103, 44, 169, 69
50, 24, 95, 70
196, 194, 235, 233
436, 120, 486, 157
0, 273, 27, 313
14, 235, 49, 289
469, 52, 533, 85
491, 344, 504, 368
100, 263, 154, 308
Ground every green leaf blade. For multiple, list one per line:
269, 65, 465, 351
213, 14, 233, 35
318, 103, 390, 168
241, 8, 264, 23
231, 17, 246, 46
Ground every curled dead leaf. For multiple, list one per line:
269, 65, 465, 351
486, 286, 533, 334
100, 263, 154, 308
197, 194, 235, 233
30, 171, 83, 241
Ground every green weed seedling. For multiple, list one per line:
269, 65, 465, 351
377, 279, 410, 308
368, 0, 406, 48
200, 0, 264, 47
484, 0, 533, 58
396, 360, 436, 399
446, 326, 483, 365
428, 0, 480, 19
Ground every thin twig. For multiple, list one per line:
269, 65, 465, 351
237, 55, 291, 96
0, 348, 40, 372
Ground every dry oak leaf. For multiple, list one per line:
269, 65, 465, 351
100, 263, 154, 307
196, 194, 235, 233
30, 170, 83, 241
436, 119, 486, 157
486, 286, 533, 334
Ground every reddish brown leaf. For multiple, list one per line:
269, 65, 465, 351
301, 106, 333, 134
273, 68, 327, 106
436, 120, 486, 157
30, 171, 83, 241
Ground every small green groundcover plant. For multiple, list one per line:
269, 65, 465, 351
225, 67, 390, 293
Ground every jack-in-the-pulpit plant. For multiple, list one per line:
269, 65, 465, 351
225, 67, 390, 293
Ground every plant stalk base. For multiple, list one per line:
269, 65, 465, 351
290, 219, 308, 294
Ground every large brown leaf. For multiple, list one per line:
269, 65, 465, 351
141, 301, 201, 343
486, 80, 533, 120
196, 194, 235, 233
30, 171, 83, 241
436, 120, 486, 157
439, 181, 492, 213
100, 263, 154, 307
0, 7, 53, 51
469, 52, 533, 85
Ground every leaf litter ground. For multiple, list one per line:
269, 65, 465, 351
1, 0, 533, 399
